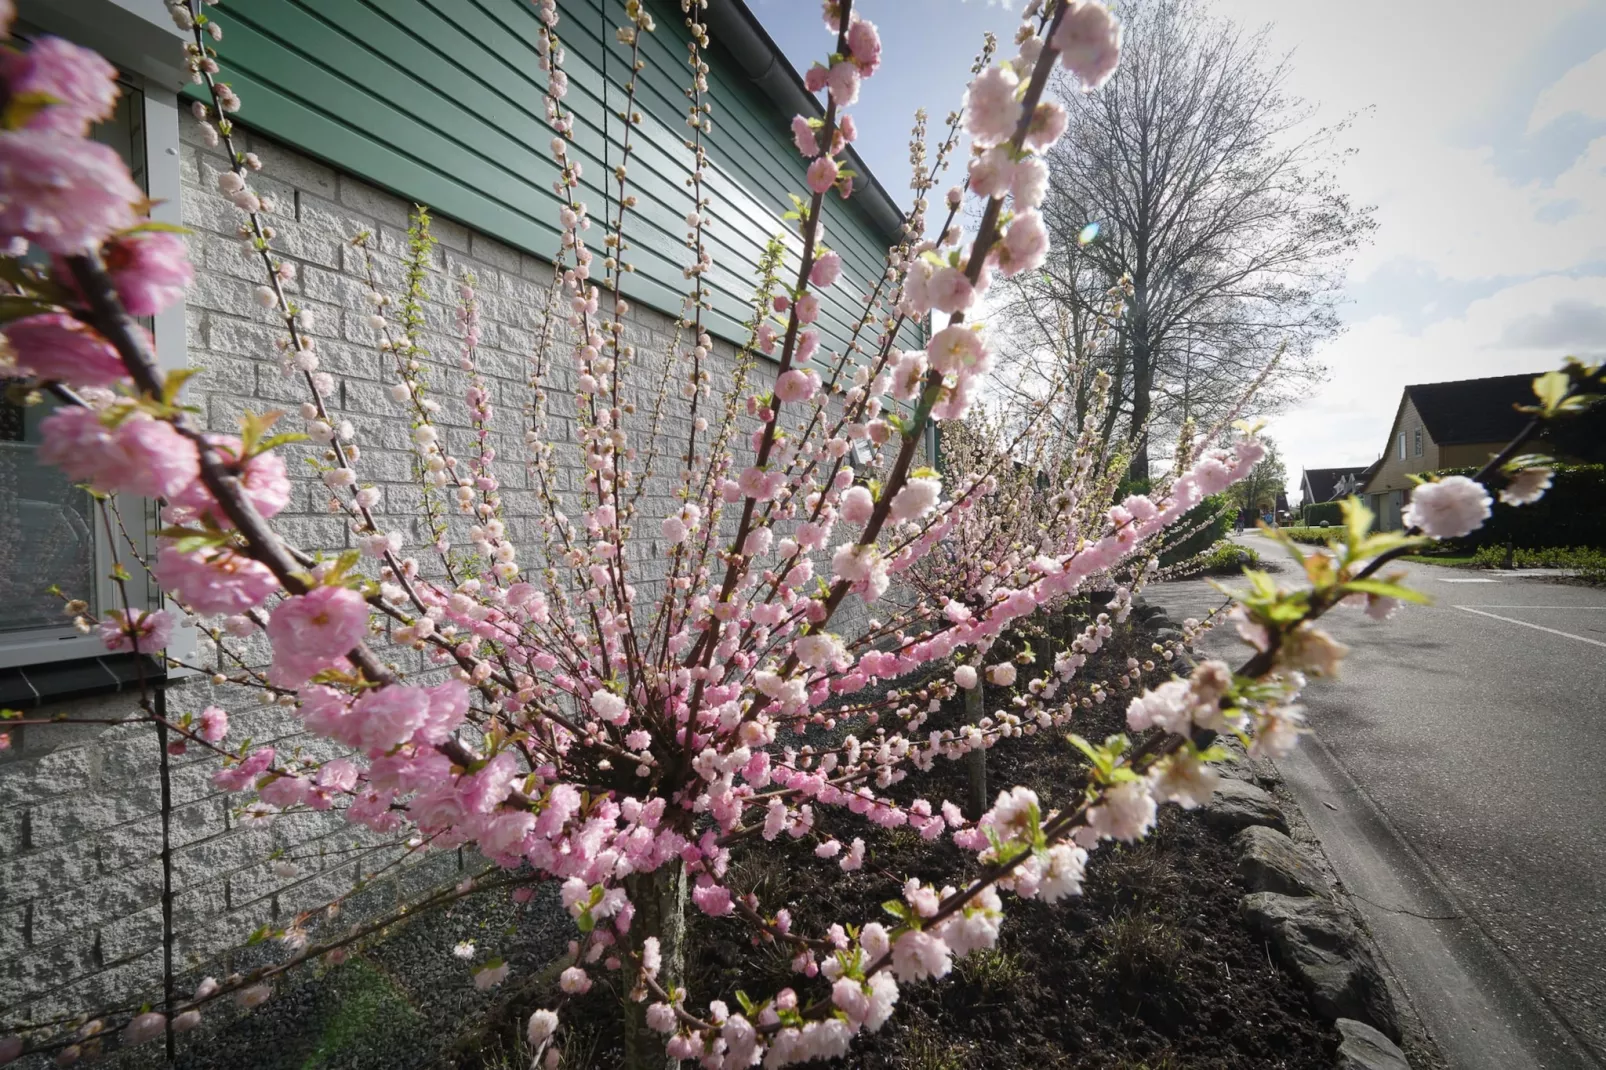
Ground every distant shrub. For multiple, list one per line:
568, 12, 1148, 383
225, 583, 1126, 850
1302, 501, 1343, 527
1469, 545, 1606, 578
1176, 540, 1261, 576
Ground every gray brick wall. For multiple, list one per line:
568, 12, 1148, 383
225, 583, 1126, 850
0, 118, 903, 1031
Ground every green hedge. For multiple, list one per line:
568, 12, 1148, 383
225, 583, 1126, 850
1276, 526, 1336, 546
1302, 501, 1343, 527
1118, 477, 1233, 567
1435, 464, 1606, 550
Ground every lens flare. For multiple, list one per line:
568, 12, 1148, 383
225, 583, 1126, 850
1077, 222, 1101, 245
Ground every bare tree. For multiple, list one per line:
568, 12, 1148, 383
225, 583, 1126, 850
996, 0, 1374, 478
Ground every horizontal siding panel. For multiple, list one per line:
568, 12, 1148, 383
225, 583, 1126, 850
195, 0, 920, 357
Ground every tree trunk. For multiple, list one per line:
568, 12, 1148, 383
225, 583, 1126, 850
621, 861, 687, 1070
965, 679, 987, 820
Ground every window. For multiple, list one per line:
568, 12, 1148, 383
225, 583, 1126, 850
1413, 427, 1423, 457
0, 35, 188, 670
1397, 432, 1407, 460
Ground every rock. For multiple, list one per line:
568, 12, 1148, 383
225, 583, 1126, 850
1152, 627, 1184, 644
1335, 1018, 1410, 1070
1130, 602, 1167, 623
1204, 779, 1289, 834
1241, 893, 1398, 1040
1234, 826, 1332, 897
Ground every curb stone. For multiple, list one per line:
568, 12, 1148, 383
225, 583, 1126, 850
1336, 1018, 1412, 1070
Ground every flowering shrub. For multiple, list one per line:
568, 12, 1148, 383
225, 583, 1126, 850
0, 1, 1597, 1067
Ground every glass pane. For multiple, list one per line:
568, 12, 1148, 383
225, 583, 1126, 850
0, 70, 146, 637
0, 390, 100, 632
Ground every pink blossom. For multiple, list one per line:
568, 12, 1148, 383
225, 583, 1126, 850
0, 131, 142, 254
170, 436, 292, 524
460, 751, 521, 812
104, 231, 193, 315
415, 680, 470, 745
790, 115, 818, 157
775, 368, 819, 404
1025, 101, 1068, 151
347, 685, 432, 755
155, 545, 278, 616
890, 929, 952, 982
38, 409, 198, 499
986, 662, 1016, 687
840, 485, 874, 525
1012, 155, 1048, 209
795, 292, 820, 324
810, 250, 843, 288
1086, 778, 1157, 842
99, 608, 173, 652
1500, 466, 1552, 506
4, 313, 127, 386
474, 962, 510, 989
692, 878, 734, 916
803, 63, 829, 94
796, 328, 820, 365
925, 266, 974, 314
1, 36, 119, 135
964, 65, 1022, 148
889, 475, 941, 523
993, 210, 1049, 277
806, 156, 840, 195
266, 586, 369, 685
826, 61, 860, 106
954, 664, 978, 689
1403, 475, 1492, 539
198, 706, 229, 743
925, 325, 988, 375
213, 746, 274, 793
1052, 1, 1122, 90
846, 18, 881, 74
122, 1012, 165, 1047
967, 145, 1016, 200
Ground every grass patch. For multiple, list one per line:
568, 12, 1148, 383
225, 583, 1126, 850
1095, 910, 1186, 995
299, 958, 422, 1070
954, 947, 1025, 992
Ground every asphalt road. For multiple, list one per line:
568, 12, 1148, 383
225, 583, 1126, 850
1150, 532, 1606, 1070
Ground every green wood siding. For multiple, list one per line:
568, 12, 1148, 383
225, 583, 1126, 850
193, 0, 908, 355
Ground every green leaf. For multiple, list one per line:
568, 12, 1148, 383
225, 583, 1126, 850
125, 220, 194, 236
1342, 578, 1431, 605
161, 367, 202, 406
239, 409, 285, 456
0, 294, 59, 324
257, 431, 309, 451
3, 91, 59, 131
1531, 370, 1571, 416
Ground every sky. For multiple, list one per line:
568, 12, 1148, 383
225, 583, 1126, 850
754, 0, 1606, 498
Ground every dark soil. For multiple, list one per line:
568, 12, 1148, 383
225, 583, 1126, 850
481, 610, 1338, 1069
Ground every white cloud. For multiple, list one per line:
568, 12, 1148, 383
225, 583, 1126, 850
1528, 48, 1606, 133
1265, 273, 1606, 490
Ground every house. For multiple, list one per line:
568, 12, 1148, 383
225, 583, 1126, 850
0, 0, 911, 1026
1298, 466, 1369, 509
1361, 373, 1539, 529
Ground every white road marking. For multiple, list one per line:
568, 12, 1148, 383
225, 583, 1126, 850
1462, 606, 1606, 610
1453, 606, 1606, 649
1436, 578, 1499, 583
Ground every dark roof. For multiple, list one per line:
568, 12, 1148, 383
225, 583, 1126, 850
1406, 374, 1538, 446
1301, 466, 1369, 503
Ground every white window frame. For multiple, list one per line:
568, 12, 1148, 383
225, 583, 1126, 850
1397, 432, 1407, 460
1, 5, 195, 671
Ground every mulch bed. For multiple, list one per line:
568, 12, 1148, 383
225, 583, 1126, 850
476, 610, 1337, 1069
